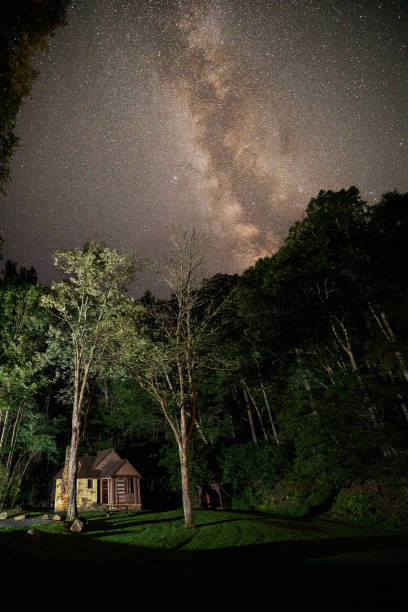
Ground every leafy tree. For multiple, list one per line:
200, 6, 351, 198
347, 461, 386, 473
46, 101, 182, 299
0, 273, 55, 509
222, 442, 283, 509
41, 242, 134, 521
1, 259, 37, 285
0, 1, 68, 192
231, 188, 408, 515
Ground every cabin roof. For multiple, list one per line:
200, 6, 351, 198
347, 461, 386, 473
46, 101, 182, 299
94, 448, 120, 468
99, 459, 141, 478
54, 449, 141, 480
99, 460, 123, 478
78, 454, 100, 478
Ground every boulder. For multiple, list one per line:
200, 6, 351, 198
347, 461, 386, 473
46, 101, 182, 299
52, 514, 62, 521
27, 529, 41, 543
13, 514, 26, 521
70, 518, 84, 533
41, 514, 49, 520
0, 512, 7, 520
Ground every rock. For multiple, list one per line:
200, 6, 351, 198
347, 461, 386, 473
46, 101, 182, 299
70, 518, 84, 533
41, 514, 49, 520
27, 529, 41, 543
52, 514, 62, 521
0, 512, 7, 520
13, 514, 26, 521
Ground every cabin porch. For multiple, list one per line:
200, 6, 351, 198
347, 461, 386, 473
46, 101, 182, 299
98, 475, 141, 509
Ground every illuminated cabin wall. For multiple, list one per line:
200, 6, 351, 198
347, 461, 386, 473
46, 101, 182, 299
54, 478, 98, 511
77, 478, 98, 509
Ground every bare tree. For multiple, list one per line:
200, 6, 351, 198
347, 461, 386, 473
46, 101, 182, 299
123, 229, 227, 528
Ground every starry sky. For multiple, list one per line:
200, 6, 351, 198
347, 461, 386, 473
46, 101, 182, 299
1, 0, 407, 295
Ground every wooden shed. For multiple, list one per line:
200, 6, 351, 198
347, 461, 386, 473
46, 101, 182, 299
54, 448, 142, 512
193, 483, 232, 509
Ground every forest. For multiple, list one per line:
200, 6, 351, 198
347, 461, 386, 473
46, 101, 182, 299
2, 3, 408, 605
1, 185, 407, 529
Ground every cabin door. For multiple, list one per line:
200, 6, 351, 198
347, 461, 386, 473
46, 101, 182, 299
101, 479, 109, 504
116, 478, 126, 504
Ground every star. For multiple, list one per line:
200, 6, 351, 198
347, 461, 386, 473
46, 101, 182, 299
1, 0, 407, 296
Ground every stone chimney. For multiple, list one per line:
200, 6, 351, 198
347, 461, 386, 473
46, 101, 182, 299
56, 446, 70, 512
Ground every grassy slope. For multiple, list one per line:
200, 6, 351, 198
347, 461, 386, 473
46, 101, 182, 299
1, 509, 407, 607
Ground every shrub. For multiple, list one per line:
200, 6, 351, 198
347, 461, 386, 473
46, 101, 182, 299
222, 442, 283, 510
330, 490, 377, 525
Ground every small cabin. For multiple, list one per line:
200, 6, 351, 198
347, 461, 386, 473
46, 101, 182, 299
54, 449, 142, 512
192, 483, 232, 509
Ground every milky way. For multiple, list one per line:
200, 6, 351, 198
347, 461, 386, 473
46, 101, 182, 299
1, 0, 407, 295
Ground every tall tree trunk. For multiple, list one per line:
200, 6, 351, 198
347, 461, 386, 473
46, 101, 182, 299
368, 303, 408, 381
178, 440, 193, 528
242, 383, 258, 444
397, 396, 408, 424
0, 407, 10, 460
81, 377, 98, 441
330, 315, 380, 430
5, 406, 22, 474
259, 379, 280, 444
369, 303, 408, 424
9, 451, 36, 509
192, 417, 208, 445
229, 413, 236, 441
65, 349, 95, 521
242, 380, 268, 442
66, 403, 81, 521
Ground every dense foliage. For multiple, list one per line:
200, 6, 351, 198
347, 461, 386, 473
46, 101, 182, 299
1, 187, 407, 526
0, 264, 60, 509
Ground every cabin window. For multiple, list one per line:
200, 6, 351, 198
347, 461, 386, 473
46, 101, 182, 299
130, 479, 134, 493
87, 479, 93, 489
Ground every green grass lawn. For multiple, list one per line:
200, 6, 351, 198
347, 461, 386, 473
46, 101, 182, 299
1, 509, 407, 607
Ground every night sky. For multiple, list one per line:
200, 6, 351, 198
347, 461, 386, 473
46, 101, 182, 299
1, 0, 407, 295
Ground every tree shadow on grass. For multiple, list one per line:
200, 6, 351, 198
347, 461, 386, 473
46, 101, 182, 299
87, 510, 338, 534
86, 509, 252, 533
87, 514, 184, 532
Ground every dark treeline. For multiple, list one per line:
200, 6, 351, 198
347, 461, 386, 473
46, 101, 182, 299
1, 186, 407, 527
0, 0, 69, 192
